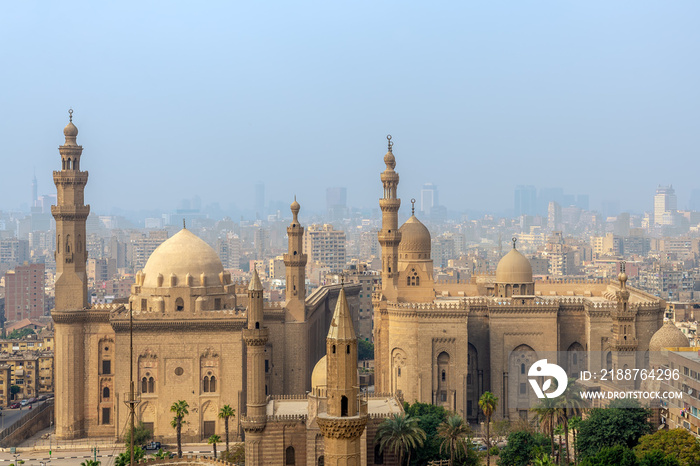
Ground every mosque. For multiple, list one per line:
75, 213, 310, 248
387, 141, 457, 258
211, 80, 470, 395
51, 114, 672, 465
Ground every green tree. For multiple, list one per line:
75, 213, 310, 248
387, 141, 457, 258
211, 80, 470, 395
575, 399, 651, 459
208, 434, 221, 459
153, 449, 170, 459
479, 391, 498, 466
220, 444, 245, 464
403, 401, 450, 464
123, 421, 152, 446
375, 412, 426, 466
633, 428, 700, 466
532, 454, 557, 466
3, 328, 36, 340
531, 396, 563, 459
80, 461, 101, 466
358, 339, 374, 360
638, 450, 681, 466
497, 430, 551, 466
568, 415, 582, 464
578, 445, 638, 466
218, 404, 236, 453
10, 385, 20, 400
437, 414, 471, 466
170, 400, 189, 458
114, 446, 145, 466
557, 378, 588, 465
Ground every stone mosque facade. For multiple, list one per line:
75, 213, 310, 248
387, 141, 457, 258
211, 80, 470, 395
372, 138, 667, 422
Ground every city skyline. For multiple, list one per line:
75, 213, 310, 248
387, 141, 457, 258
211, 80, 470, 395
2, 2, 700, 215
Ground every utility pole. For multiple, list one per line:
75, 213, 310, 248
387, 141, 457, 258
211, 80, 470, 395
123, 302, 140, 466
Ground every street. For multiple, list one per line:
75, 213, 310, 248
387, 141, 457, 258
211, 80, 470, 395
0, 448, 215, 466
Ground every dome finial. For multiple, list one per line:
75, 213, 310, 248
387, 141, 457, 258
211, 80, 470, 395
411, 198, 416, 216
618, 260, 628, 289
290, 196, 301, 223
387, 134, 393, 153
512, 237, 517, 249
183, 218, 186, 229
69, 108, 73, 123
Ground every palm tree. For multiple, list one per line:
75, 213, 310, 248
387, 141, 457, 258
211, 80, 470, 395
568, 415, 582, 465
154, 449, 170, 459
218, 404, 236, 453
478, 391, 498, 466
375, 413, 426, 466
170, 400, 189, 458
556, 379, 587, 465
531, 396, 562, 459
208, 434, 221, 459
437, 414, 471, 466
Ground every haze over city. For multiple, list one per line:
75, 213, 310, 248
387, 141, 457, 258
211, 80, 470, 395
2, 1, 700, 217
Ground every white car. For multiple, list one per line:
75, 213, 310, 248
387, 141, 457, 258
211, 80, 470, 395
20, 400, 29, 407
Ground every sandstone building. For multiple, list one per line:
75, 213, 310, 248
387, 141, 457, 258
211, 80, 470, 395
372, 136, 666, 421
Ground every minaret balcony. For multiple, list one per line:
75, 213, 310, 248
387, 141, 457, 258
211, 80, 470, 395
243, 328, 269, 346
611, 338, 638, 351
241, 415, 267, 432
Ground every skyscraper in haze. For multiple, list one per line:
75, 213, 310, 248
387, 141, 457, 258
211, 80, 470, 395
326, 187, 347, 220
420, 183, 438, 216
514, 185, 536, 216
654, 185, 677, 225
32, 172, 38, 208
255, 182, 265, 220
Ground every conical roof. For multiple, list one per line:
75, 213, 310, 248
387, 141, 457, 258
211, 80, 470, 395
249, 267, 263, 291
327, 288, 356, 341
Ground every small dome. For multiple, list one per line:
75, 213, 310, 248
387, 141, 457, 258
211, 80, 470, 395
290, 198, 300, 212
384, 151, 396, 169
63, 121, 78, 138
649, 321, 690, 352
142, 229, 224, 289
496, 248, 533, 283
398, 216, 431, 256
311, 355, 327, 389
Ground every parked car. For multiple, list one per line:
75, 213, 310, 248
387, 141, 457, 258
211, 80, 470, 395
27, 398, 37, 404
9, 403, 20, 409
37, 395, 48, 401
20, 400, 29, 407
144, 441, 161, 451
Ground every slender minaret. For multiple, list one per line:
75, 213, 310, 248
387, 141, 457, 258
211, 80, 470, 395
242, 268, 268, 465
51, 109, 89, 439
611, 261, 638, 389
283, 197, 309, 393
317, 287, 368, 465
284, 197, 307, 321
378, 135, 401, 299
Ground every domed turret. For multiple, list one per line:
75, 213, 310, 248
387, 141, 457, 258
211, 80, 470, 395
494, 238, 534, 297
398, 215, 431, 258
311, 355, 327, 392
63, 109, 79, 145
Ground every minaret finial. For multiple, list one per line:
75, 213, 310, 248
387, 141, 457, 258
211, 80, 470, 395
340, 273, 345, 287
512, 237, 517, 249
69, 108, 73, 123
387, 134, 393, 153
411, 198, 416, 216
183, 219, 186, 229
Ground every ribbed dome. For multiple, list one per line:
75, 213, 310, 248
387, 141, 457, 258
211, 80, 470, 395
311, 355, 327, 389
398, 216, 431, 256
142, 229, 224, 288
495, 248, 533, 283
649, 321, 690, 352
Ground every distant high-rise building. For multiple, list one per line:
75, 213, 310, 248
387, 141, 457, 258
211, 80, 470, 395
576, 194, 589, 211
654, 185, 677, 225
303, 224, 346, 272
514, 185, 537, 217
690, 189, 700, 211
326, 187, 347, 219
5, 262, 45, 322
0, 238, 30, 267
547, 201, 562, 231
255, 182, 265, 220
420, 183, 438, 216
32, 173, 38, 207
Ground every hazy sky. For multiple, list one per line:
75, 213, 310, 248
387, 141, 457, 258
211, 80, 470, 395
2, 1, 699, 215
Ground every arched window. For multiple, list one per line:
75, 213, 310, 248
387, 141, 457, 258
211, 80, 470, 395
317, 456, 324, 466
407, 276, 411, 286
57, 235, 60, 253
285, 446, 295, 465
521, 363, 525, 374
203, 376, 210, 393
416, 276, 420, 286
66, 234, 71, 254
175, 297, 184, 311
347, 345, 350, 354
77, 234, 82, 253
255, 322, 260, 329
103, 386, 110, 399
141, 377, 148, 393
210, 376, 216, 392
606, 352, 613, 371
441, 370, 446, 381
148, 377, 155, 393
332, 345, 336, 354
341, 395, 348, 417
374, 444, 384, 464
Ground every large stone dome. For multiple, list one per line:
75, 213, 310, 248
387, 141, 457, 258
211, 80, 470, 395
142, 229, 224, 288
649, 320, 690, 352
495, 248, 533, 283
398, 216, 431, 256
311, 355, 327, 390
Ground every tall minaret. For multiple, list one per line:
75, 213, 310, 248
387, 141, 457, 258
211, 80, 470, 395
51, 110, 89, 439
378, 135, 401, 299
284, 197, 307, 321
242, 268, 268, 465
317, 287, 368, 465
611, 261, 638, 389
52, 109, 90, 310
283, 197, 309, 394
